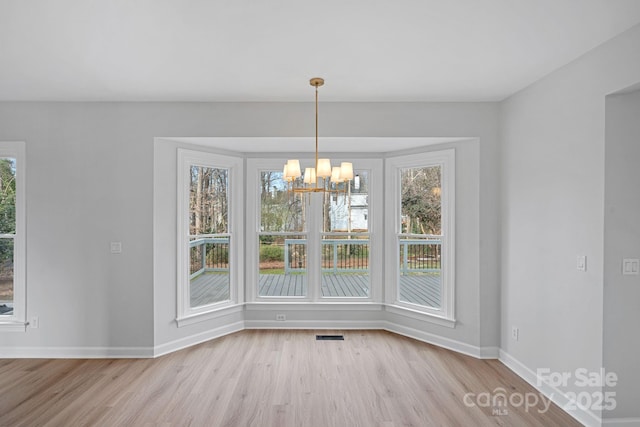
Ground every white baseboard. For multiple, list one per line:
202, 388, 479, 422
478, 345, 501, 359
153, 320, 245, 358
0, 322, 245, 359
0, 319, 496, 360
0, 345, 154, 358
602, 418, 640, 427
383, 321, 499, 359
499, 349, 601, 427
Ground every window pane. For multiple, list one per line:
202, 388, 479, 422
259, 235, 307, 297
0, 158, 16, 235
189, 237, 230, 307
189, 165, 230, 307
400, 166, 441, 234
323, 170, 369, 233
260, 171, 304, 232
0, 238, 14, 315
399, 166, 442, 308
190, 166, 228, 234
321, 235, 369, 297
398, 237, 441, 308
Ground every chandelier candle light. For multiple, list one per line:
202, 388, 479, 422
283, 77, 354, 194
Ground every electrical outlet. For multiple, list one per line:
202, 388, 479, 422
512, 326, 519, 341
30, 316, 39, 329
275, 314, 286, 321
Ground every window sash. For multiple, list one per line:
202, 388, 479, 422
385, 149, 455, 321
176, 149, 243, 324
0, 142, 25, 332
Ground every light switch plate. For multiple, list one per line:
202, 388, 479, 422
577, 256, 587, 272
110, 242, 122, 254
622, 259, 639, 275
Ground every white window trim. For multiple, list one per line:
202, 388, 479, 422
176, 149, 243, 326
384, 149, 456, 322
246, 157, 383, 303
0, 141, 26, 332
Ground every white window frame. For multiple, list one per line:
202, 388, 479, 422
384, 149, 456, 325
176, 149, 243, 326
0, 141, 26, 332
246, 157, 383, 303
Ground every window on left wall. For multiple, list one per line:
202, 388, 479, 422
0, 141, 26, 332
176, 149, 243, 325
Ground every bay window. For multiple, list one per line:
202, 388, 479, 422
174, 146, 454, 323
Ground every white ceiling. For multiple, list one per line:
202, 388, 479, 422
2, 0, 640, 102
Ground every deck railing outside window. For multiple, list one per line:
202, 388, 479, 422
399, 238, 441, 274
189, 237, 230, 279
277, 238, 441, 275
283, 239, 307, 272
283, 239, 371, 274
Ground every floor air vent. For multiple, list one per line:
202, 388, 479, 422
316, 335, 344, 341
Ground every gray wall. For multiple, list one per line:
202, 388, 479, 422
0, 101, 500, 353
500, 21, 640, 418
604, 89, 640, 419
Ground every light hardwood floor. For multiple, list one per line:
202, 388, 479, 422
0, 330, 582, 427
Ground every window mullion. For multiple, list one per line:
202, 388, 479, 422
307, 194, 322, 301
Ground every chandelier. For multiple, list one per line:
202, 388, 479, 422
283, 77, 353, 193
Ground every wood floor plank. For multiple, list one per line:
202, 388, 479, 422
1, 330, 582, 427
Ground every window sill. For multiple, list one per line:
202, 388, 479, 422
245, 301, 384, 311
385, 304, 456, 328
176, 304, 243, 328
0, 320, 28, 332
